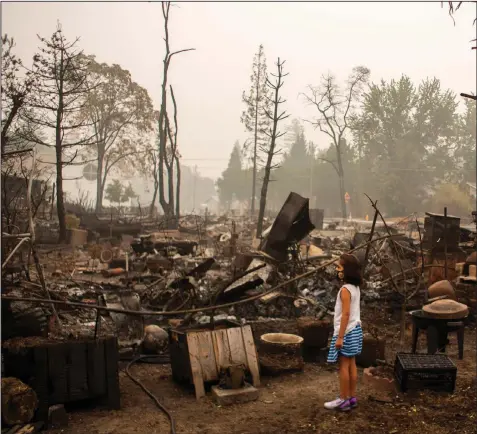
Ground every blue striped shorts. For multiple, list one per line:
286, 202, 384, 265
327, 324, 363, 363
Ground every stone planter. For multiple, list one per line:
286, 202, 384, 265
363, 366, 396, 396
356, 336, 386, 368
297, 317, 331, 349
259, 333, 304, 375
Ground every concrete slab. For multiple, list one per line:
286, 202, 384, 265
211, 383, 259, 406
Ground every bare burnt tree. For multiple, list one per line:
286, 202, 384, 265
1, 35, 36, 156
301, 66, 370, 219
146, 101, 180, 220
164, 85, 181, 221
24, 25, 97, 242
147, 144, 160, 218
241, 45, 272, 216
171, 87, 181, 220
446, 1, 476, 29
256, 58, 290, 237
158, 2, 194, 225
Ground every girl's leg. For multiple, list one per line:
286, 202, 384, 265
349, 356, 358, 397
339, 355, 351, 399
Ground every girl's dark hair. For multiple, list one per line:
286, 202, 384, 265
340, 253, 362, 286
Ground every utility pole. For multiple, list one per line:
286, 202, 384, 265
308, 142, 315, 208
309, 156, 314, 208
192, 165, 197, 211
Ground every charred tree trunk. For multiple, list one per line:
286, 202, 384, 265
158, 4, 172, 220
335, 141, 347, 220
256, 151, 273, 237
167, 160, 175, 226
339, 174, 346, 219
251, 67, 260, 216
175, 155, 181, 219
149, 180, 159, 218
1, 100, 21, 155
1, 377, 38, 425
56, 85, 67, 243
157, 2, 194, 223
95, 150, 104, 213
251, 136, 257, 216
50, 182, 55, 220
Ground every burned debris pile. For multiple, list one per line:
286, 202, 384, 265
5, 195, 474, 343
2, 191, 476, 430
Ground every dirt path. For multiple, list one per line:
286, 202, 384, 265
49, 330, 476, 434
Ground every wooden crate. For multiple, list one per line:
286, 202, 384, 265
169, 322, 260, 399
2, 337, 120, 426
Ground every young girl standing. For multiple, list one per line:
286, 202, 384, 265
324, 253, 363, 411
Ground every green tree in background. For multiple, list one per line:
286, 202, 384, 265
428, 183, 474, 217
351, 75, 460, 216
79, 59, 155, 213
271, 119, 311, 207
104, 179, 136, 209
122, 182, 137, 204
217, 141, 248, 208
104, 179, 124, 208
455, 99, 476, 183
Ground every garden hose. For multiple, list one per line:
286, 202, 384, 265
125, 355, 176, 434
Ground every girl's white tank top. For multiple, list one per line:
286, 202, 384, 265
333, 283, 361, 336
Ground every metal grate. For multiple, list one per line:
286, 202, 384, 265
397, 353, 456, 370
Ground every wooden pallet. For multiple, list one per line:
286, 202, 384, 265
186, 325, 260, 399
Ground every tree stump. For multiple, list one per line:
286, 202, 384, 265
1, 377, 38, 426
297, 317, 331, 349
356, 336, 386, 368
259, 333, 304, 375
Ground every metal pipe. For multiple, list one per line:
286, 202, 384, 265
2, 233, 31, 239
1, 237, 30, 269
444, 207, 448, 280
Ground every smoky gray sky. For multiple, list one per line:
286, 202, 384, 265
3, 1, 476, 180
